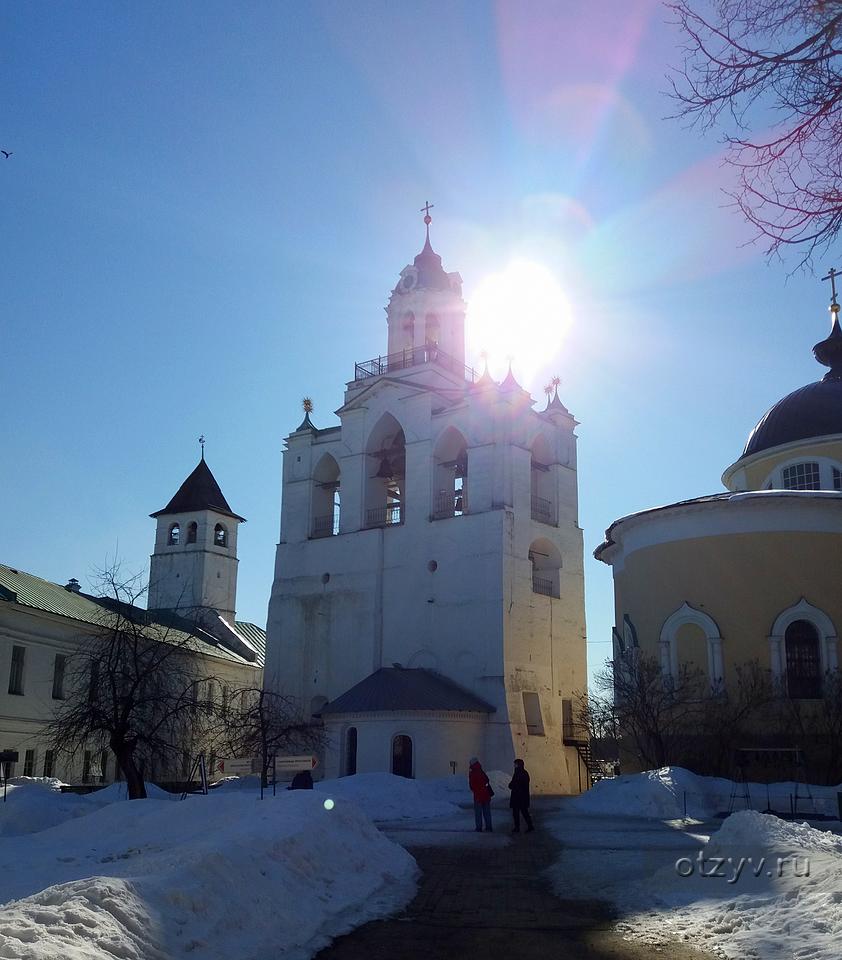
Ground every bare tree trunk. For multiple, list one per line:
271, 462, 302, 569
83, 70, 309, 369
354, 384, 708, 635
111, 738, 147, 799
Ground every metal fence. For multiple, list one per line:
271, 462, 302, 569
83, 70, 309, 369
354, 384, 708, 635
354, 345, 477, 384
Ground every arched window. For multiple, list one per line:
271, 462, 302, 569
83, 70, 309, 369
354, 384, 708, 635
764, 458, 842, 490
658, 603, 724, 692
785, 620, 823, 699
530, 435, 556, 524
769, 598, 838, 690
391, 734, 413, 778
168, 523, 180, 546
424, 314, 440, 346
529, 537, 561, 599
311, 454, 341, 538
344, 727, 357, 777
186, 521, 197, 544
782, 462, 821, 490
214, 523, 227, 547
365, 414, 405, 528
432, 427, 468, 519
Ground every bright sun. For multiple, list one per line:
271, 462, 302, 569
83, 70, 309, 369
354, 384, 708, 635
466, 259, 571, 386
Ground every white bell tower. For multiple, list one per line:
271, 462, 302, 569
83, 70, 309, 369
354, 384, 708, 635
386, 202, 466, 363
147, 453, 244, 622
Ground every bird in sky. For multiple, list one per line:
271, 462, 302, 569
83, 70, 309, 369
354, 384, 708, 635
1, 151, 11, 159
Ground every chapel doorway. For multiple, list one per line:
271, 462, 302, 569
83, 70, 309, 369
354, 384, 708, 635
391, 735, 413, 778
345, 727, 357, 777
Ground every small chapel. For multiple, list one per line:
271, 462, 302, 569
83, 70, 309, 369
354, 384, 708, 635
265, 213, 587, 793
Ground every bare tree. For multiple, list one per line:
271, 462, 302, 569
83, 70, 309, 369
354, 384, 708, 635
596, 651, 707, 770
669, 1, 842, 262
47, 567, 222, 799
224, 686, 325, 788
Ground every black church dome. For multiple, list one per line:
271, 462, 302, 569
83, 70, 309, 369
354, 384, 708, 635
743, 378, 842, 457
742, 314, 842, 458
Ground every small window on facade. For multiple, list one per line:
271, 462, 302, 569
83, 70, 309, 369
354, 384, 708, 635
168, 523, 180, 546
23, 749, 35, 777
187, 521, 198, 544
785, 619, 823, 698
833, 467, 842, 491
42, 750, 55, 778
82, 750, 93, 783
8, 645, 25, 696
522, 692, 545, 736
782, 462, 821, 490
100, 751, 108, 781
52, 654, 67, 700
214, 523, 227, 547
2, 752, 15, 778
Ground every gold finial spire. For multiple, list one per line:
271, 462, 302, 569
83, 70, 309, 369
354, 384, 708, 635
302, 397, 313, 414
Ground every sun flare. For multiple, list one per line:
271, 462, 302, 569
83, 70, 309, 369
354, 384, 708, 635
466, 259, 571, 386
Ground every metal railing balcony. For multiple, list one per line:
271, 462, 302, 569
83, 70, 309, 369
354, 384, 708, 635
531, 495, 556, 525
312, 514, 339, 538
365, 504, 403, 528
432, 488, 467, 519
531, 574, 557, 598
354, 345, 477, 384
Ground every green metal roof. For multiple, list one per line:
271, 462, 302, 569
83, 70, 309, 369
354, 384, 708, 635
0, 564, 261, 668
233, 621, 267, 664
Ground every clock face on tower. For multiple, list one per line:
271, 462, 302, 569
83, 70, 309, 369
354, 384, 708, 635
400, 272, 416, 292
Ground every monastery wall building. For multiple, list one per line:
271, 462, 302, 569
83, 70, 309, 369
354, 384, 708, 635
265, 219, 587, 793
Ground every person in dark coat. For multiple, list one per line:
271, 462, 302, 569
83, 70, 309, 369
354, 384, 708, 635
468, 757, 493, 832
288, 769, 314, 790
508, 759, 534, 833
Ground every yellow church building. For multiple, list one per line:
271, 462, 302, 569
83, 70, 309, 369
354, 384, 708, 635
596, 293, 842, 776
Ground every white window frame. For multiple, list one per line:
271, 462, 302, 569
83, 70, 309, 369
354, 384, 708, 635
659, 603, 724, 691
768, 598, 838, 687
763, 456, 842, 491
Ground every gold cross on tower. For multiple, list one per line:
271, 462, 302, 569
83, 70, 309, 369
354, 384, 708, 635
822, 266, 840, 316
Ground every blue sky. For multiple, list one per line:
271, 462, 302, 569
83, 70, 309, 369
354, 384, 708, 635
1, 1, 832, 682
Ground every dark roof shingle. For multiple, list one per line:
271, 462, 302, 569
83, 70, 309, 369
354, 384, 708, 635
150, 459, 245, 521
321, 667, 495, 716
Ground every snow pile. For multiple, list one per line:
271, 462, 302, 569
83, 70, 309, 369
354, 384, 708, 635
0, 791, 416, 960
211, 771, 515, 821
572, 766, 842, 820
0, 778, 176, 837
316, 773, 461, 820
618, 812, 842, 959
570, 767, 709, 818
420, 770, 512, 808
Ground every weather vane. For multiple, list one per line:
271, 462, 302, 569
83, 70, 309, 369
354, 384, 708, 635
823, 267, 840, 316
198, 434, 205, 459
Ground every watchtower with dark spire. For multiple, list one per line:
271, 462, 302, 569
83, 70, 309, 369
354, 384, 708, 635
148, 456, 245, 621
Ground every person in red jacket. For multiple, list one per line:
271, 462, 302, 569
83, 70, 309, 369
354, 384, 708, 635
468, 757, 493, 832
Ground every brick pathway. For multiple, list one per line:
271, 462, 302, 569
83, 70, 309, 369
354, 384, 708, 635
315, 803, 711, 960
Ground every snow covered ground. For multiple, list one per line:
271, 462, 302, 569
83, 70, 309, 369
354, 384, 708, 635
571, 765, 842, 820
0, 776, 417, 960
550, 767, 842, 959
